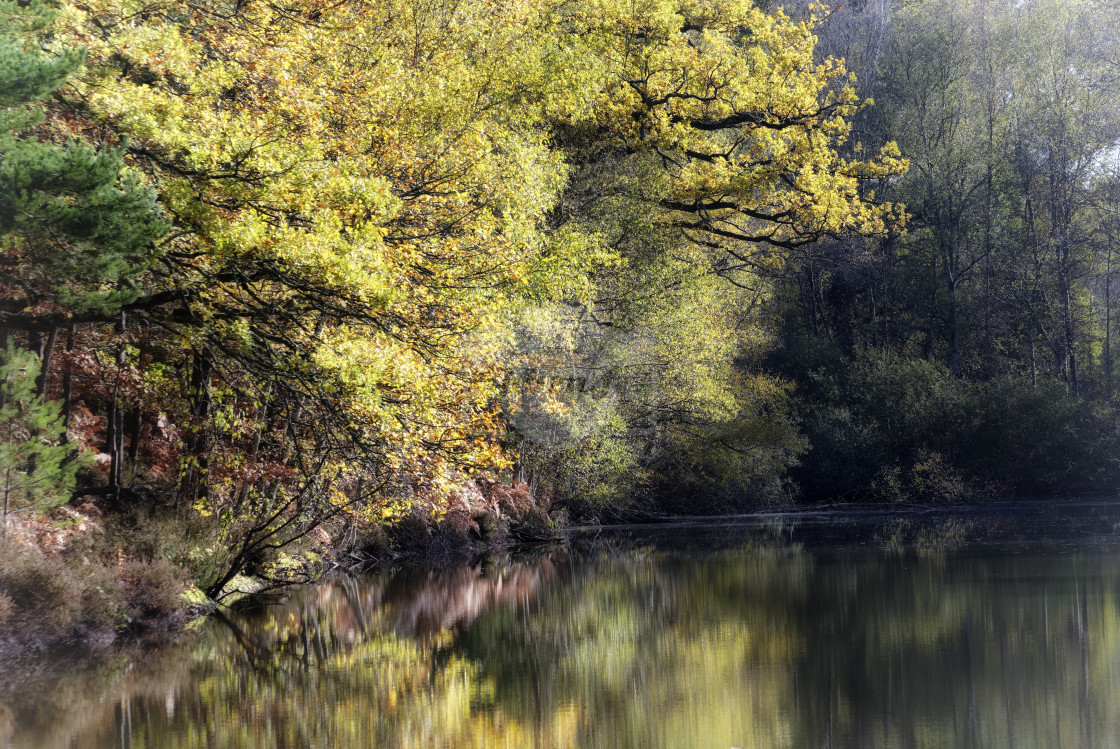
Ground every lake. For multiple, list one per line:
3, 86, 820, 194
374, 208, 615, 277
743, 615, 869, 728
4, 500, 1120, 748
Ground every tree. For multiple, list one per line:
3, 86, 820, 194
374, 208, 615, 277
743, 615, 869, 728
30, 0, 903, 566
0, 348, 79, 536
504, 0, 903, 509
556, 0, 906, 264
52, 0, 583, 591
0, 0, 169, 328
1003, 0, 1120, 393
1, 0, 168, 513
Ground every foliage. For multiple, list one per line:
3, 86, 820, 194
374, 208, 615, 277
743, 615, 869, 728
2, 0, 911, 581
872, 450, 970, 504
48, 0, 580, 591
0, 349, 81, 525
0, 0, 168, 320
27, 0, 1120, 611
758, 0, 1120, 501
783, 344, 1120, 501
503, 0, 902, 511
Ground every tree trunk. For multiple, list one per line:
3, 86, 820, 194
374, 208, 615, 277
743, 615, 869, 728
61, 325, 75, 442
181, 348, 213, 508
35, 327, 57, 396
1106, 236, 1114, 399
948, 280, 960, 377
1029, 322, 1038, 387
108, 312, 128, 501
127, 407, 142, 462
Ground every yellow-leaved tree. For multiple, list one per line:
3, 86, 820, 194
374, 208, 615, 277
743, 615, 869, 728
57, 0, 579, 593
507, 0, 907, 510
47, 0, 903, 589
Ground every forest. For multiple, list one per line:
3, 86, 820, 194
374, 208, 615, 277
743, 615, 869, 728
2, 0, 1119, 640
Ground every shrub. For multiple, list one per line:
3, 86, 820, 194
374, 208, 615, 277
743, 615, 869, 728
871, 450, 972, 503
118, 558, 187, 620
97, 507, 222, 593
0, 542, 123, 638
783, 345, 1120, 501
789, 349, 981, 500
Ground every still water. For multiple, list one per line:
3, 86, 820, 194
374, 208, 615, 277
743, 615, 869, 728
5, 501, 1120, 748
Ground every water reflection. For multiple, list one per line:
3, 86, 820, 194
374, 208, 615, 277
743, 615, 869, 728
4, 504, 1120, 747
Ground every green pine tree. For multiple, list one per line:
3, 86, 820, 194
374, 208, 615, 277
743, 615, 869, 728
0, 347, 79, 536
0, 0, 169, 320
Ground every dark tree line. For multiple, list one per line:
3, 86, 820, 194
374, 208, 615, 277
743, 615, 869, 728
764, 0, 1120, 500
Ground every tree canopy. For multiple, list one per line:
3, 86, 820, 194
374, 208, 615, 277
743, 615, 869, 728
4, 0, 916, 592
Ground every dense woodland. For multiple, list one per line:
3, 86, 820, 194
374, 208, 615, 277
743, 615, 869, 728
1, 0, 1119, 625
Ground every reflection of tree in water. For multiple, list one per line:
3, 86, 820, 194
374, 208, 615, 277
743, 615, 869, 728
0, 551, 575, 748
458, 542, 813, 748
382, 553, 566, 637
6, 528, 1120, 748
790, 552, 1120, 749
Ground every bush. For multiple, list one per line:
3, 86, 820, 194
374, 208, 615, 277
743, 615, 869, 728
871, 450, 972, 503
118, 558, 187, 620
781, 345, 1120, 501
515, 393, 643, 507
0, 542, 123, 639
97, 507, 222, 593
965, 380, 1120, 494
788, 349, 981, 500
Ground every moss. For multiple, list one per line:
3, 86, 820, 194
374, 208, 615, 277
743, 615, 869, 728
180, 586, 210, 607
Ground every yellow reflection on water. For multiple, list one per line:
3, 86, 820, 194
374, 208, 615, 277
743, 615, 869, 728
4, 528, 1120, 748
